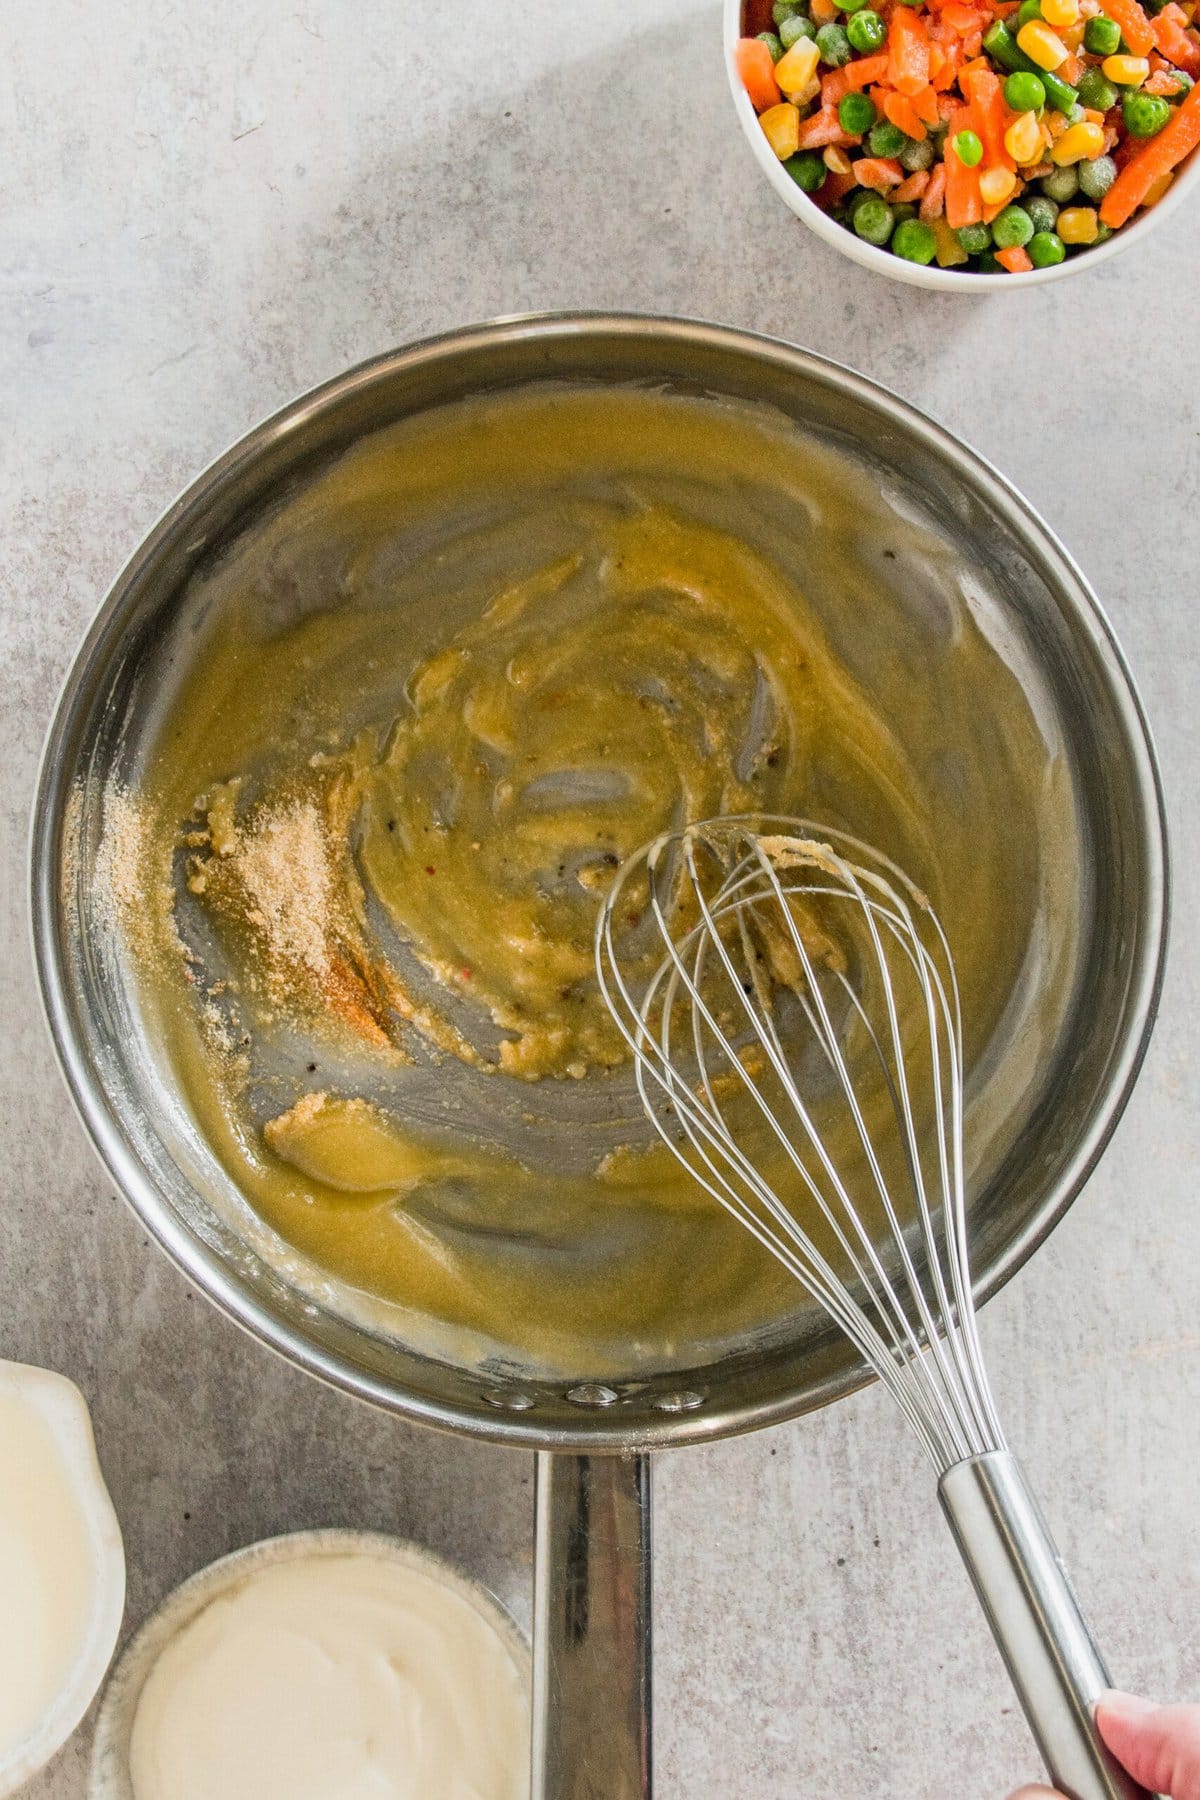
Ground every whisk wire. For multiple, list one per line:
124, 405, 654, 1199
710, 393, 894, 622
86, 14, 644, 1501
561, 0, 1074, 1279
596, 817, 1006, 1474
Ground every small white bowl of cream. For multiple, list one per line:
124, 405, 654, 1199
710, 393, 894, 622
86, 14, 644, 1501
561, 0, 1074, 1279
0, 1360, 125, 1797
90, 1529, 530, 1800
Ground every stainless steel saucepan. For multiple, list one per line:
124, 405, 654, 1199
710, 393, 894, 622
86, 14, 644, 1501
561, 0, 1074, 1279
31, 316, 1167, 1799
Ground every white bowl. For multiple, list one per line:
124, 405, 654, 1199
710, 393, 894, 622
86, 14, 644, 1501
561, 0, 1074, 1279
89, 1529, 530, 1799
0, 1362, 125, 1798
723, 0, 1200, 289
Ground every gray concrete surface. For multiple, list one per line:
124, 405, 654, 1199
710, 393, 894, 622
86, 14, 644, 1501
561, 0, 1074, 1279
2, 2, 1197, 1794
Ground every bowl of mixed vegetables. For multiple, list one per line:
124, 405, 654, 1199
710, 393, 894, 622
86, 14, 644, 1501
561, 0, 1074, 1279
727, 0, 1200, 282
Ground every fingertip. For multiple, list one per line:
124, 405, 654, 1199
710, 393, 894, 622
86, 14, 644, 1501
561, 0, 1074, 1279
1097, 1688, 1158, 1723
1006, 1787, 1064, 1798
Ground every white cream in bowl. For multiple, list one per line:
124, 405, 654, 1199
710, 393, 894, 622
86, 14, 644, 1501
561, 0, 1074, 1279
92, 1531, 530, 1800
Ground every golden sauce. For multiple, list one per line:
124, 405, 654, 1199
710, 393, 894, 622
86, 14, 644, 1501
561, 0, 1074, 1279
105, 384, 1067, 1374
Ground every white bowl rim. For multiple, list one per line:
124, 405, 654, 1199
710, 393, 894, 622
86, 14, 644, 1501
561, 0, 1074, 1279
0, 1362, 126, 1799
88, 1527, 530, 1799
723, 0, 1200, 290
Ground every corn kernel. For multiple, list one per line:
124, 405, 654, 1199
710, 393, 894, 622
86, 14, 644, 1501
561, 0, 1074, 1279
979, 165, 1019, 204
775, 36, 821, 96
823, 144, 853, 173
760, 103, 802, 159
1017, 19, 1070, 66
932, 215, 970, 266
1042, 0, 1081, 25
1058, 204, 1100, 242
1051, 119, 1108, 161
1005, 110, 1045, 163
1102, 53, 1151, 83
793, 74, 822, 108
1144, 169, 1176, 204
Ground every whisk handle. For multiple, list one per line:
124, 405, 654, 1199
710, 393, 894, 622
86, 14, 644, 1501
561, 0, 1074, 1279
939, 1451, 1155, 1800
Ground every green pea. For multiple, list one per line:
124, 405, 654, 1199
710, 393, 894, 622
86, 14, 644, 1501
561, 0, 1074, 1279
756, 30, 785, 59
1094, 220, 1114, 241
1041, 163, 1079, 201
953, 129, 984, 166
1168, 71, 1195, 94
815, 20, 852, 62
977, 250, 1004, 271
840, 0, 870, 13
1027, 229, 1066, 266
899, 134, 935, 170
891, 217, 937, 262
784, 150, 827, 192
956, 221, 993, 254
852, 193, 896, 245
1017, 0, 1045, 23
891, 201, 919, 222
1004, 70, 1046, 112
1077, 153, 1117, 200
846, 7, 886, 49
1025, 193, 1059, 231
1076, 67, 1118, 111
780, 13, 817, 44
839, 92, 878, 133
992, 203, 1034, 248
1123, 91, 1171, 136
868, 118, 907, 156
1083, 12, 1122, 52
772, 0, 803, 21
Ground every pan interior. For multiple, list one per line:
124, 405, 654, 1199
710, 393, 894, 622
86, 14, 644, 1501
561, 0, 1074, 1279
67, 372, 1086, 1404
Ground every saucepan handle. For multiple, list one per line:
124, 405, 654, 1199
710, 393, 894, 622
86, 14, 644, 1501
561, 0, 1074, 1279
532, 1451, 653, 1800
939, 1450, 1155, 1800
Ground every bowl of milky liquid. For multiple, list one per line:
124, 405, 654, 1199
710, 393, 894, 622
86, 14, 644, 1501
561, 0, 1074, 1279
0, 1362, 125, 1798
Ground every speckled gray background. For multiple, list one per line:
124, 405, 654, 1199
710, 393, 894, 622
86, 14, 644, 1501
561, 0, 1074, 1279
2, 3, 1197, 1795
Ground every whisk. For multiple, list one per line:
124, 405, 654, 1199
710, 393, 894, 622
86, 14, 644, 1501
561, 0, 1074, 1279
596, 817, 1150, 1800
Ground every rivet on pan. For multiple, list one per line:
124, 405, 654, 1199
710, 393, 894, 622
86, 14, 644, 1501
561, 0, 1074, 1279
482, 1389, 536, 1412
565, 1383, 620, 1408
653, 1390, 705, 1413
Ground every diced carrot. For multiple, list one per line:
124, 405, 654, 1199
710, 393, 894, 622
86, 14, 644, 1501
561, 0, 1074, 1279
888, 6, 932, 95
1060, 51, 1085, 83
913, 83, 943, 125
993, 1, 1020, 13
854, 155, 906, 189
810, 0, 839, 20
943, 2, 980, 31
893, 169, 933, 200
821, 53, 889, 104
735, 38, 782, 113
1145, 66, 1186, 89
1154, 3, 1200, 73
996, 245, 1034, 271
795, 107, 855, 148
960, 66, 1014, 168
1101, 77, 1200, 223
820, 167, 859, 205
920, 162, 949, 217
944, 134, 984, 224
1102, 0, 1156, 54
932, 42, 962, 88
884, 89, 930, 138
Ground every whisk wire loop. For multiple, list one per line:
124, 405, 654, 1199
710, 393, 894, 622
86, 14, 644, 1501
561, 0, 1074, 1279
596, 817, 1007, 1474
